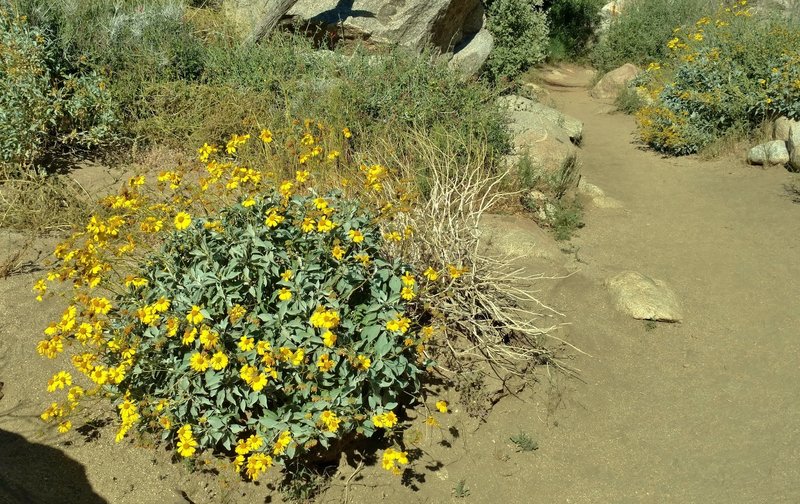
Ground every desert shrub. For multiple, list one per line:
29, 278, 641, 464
0, 3, 117, 166
31, 125, 470, 482
485, 0, 550, 82
635, 2, 800, 155
590, 0, 715, 74
544, 0, 605, 60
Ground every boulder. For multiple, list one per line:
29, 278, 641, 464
497, 95, 583, 144
789, 125, 800, 171
598, 0, 625, 33
773, 116, 799, 142
590, 63, 640, 100
477, 213, 562, 262
747, 140, 789, 166
276, 0, 484, 53
449, 28, 493, 77
605, 271, 683, 322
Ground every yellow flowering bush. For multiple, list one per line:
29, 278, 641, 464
34, 125, 436, 480
635, 1, 800, 154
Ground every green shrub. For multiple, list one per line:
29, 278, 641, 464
544, 0, 605, 60
0, 3, 117, 165
590, 0, 714, 74
485, 0, 550, 81
636, 2, 800, 155
35, 127, 436, 480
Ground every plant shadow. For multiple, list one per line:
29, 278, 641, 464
0, 429, 108, 504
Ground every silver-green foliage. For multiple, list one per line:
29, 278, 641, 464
107, 190, 424, 458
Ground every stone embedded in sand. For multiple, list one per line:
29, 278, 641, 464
748, 140, 790, 166
477, 213, 561, 262
577, 179, 623, 209
605, 271, 683, 322
788, 124, 800, 171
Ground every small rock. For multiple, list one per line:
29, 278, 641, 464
449, 28, 494, 77
498, 95, 583, 143
520, 81, 550, 102
747, 140, 789, 166
773, 116, 799, 141
605, 271, 683, 322
577, 179, 623, 208
591, 63, 640, 100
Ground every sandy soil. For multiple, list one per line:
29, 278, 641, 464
1, 70, 799, 503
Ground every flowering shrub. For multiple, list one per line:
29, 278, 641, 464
635, 1, 800, 154
33, 126, 437, 480
0, 3, 117, 166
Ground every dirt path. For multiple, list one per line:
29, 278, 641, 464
507, 76, 800, 503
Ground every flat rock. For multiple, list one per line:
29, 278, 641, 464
748, 140, 789, 166
605, 271, 683, 322
577, 179, 623, 208
591, 63, 640, 100
537, 65, 596, 88
477, 213, 562, 262
498, 95, 583, 143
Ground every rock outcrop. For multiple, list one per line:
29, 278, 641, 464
748, 140, 790, 166
448, 28, 493, 76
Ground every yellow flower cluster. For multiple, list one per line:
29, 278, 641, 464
372, 411, 398, 429
381, 448, 409, 475
319, 410, 340, 433
116, 398, 140, 442
176, 424, 198, 457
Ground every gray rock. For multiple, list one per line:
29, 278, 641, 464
789, 125, 800, 171
747, 140, 790, 166
591, 63, 640, 100
605, 271, 683, 322
281, 0, 484, 53
498, 95, 583, 143
773, 116, 799, 142
477, 213, 561, 261
449, 28, 493, 77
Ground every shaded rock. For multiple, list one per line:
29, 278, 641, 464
477, 213, 561, 262
748, 140, 789, 166
788, 124, 800, 171
280, 0, 484, 53
591, 63, 640, 100
605, 271, 683, 322
773, 116, 799, 142
449, 28, 493, 76
497, 95, 583, 143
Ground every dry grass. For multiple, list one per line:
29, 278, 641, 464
375, 131, 580, 376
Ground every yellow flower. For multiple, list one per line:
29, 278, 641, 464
189, 352, 210, 372
33, 278, 47, 301
177, 436, 198, 457
245, 453, 273, 481
316, 353, 336, 372
197, 143, 218, 162
348, 229, 364, 243
384, 230, 402, 242
342, 127, 352, 138
159, 416, 171, 430
153, 297, 171, 312
296, 170, 309, 183
319, 410, 340, 433
401, 272, 415, 286
242, 197, 256, 207
281, 270, 294, 281
310, 307, 340, 329
356, 354, 371, 371
401, 286, 415, 301
381, 448, 409, 475
301, 218, 316, 233
273, 431, 293, 455
187, 305, 204, 325
57, 420, 72, 434
182, 327, 198, 345
265, 211, 285, 228
174, 212, 192, 231
89, 366, 108, 385
313, 197, 328, 210
238, 336, 255, 352
423, 267, 439, 281
386, 314, 411, 334
210, 351, 229, 370
89, 297, 112, 315
317, 216, 334, 233
322, 330, 337, 347
327, 150, 340, 160
354, 253, 370, 266
278, 288, 292, 301
332, 244, 345, 261
435, 400, 448, 413
250, 373, 268, 391
447, 264, 469, 279
259, 129, 273, 143
372, 411, 398, 429
47, 371, 72, 392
